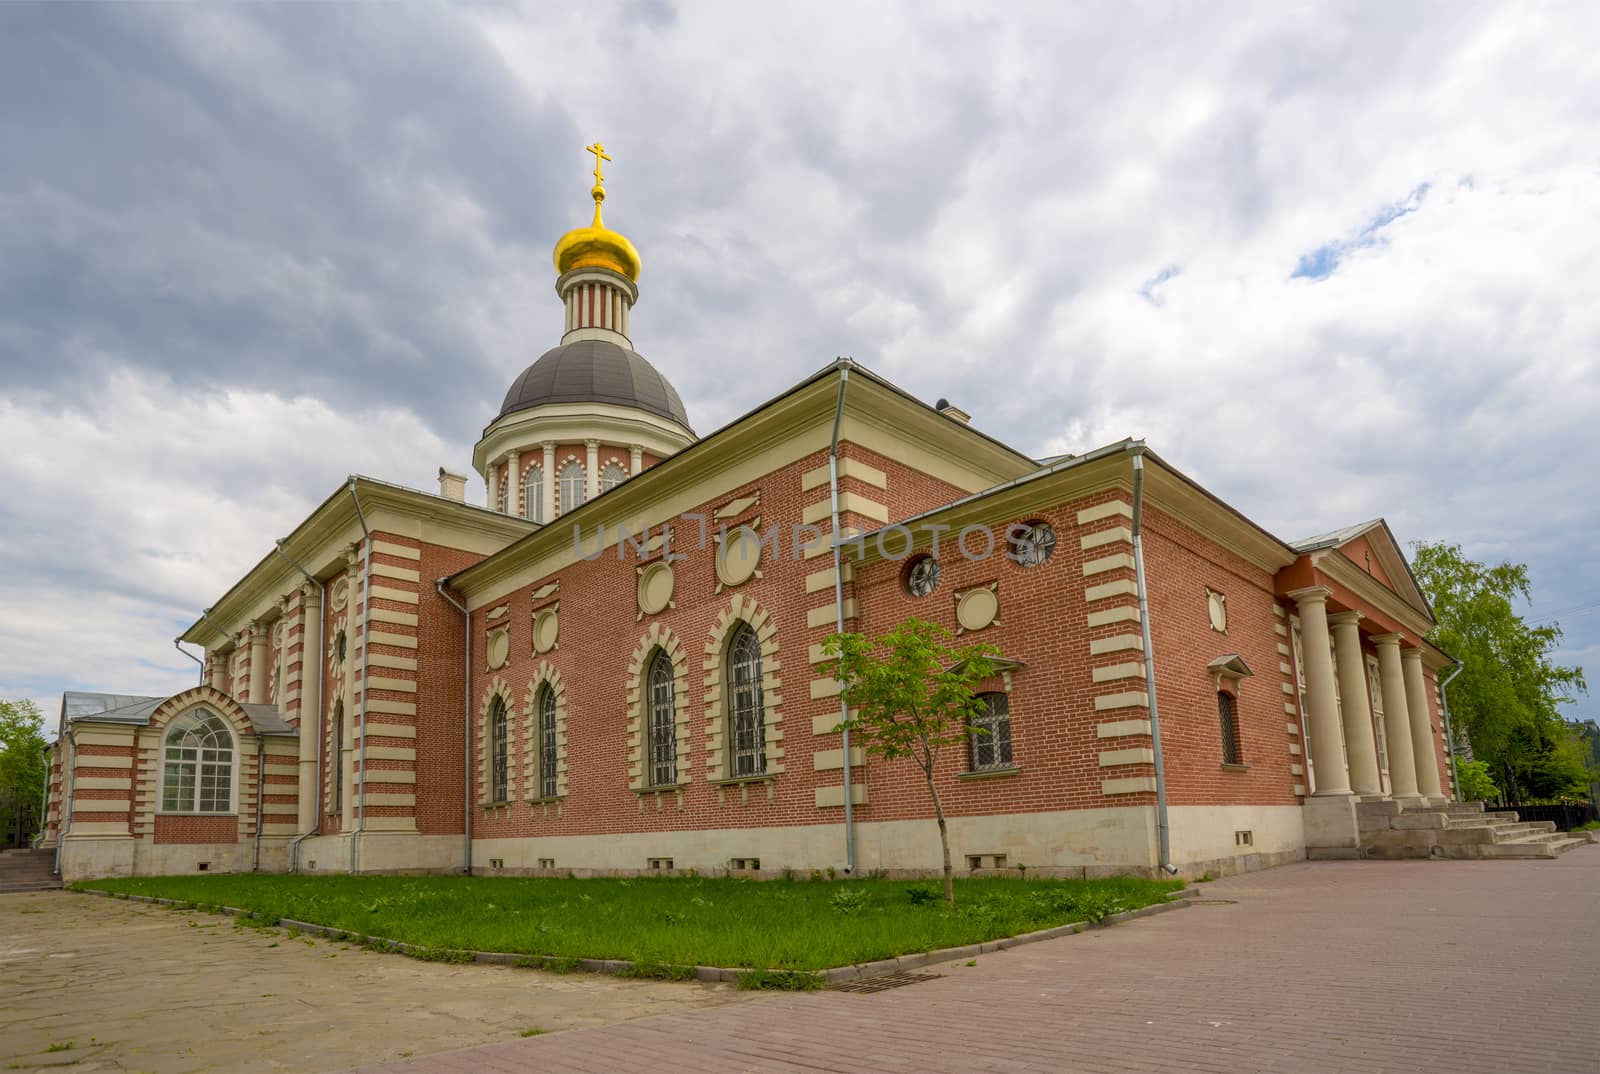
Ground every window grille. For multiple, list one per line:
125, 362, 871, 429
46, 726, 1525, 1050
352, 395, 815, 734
538, 685, 558, 799
968, 692, 1013, 770
489, 695, 509, 802
727, 624, 766, 777
523, 465, 544, 522
330, 700, 344, 815
1218, 691, 1243, 765
600, 462, 626, 492
647, 650, 677, 786
162, 709, 234, 813
559, 461, 586, 511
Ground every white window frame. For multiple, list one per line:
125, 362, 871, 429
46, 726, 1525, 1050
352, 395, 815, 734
1366, 655, 1391, 794
159, 707, 237, 815
523, 465, 545, 522
559, 461, 586, 512
600, 461, 626, 493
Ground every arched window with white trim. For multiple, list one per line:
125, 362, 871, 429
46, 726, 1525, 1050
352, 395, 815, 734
600, 462, 626, 493
559, 461, 586, 512
161, 709, 234, 814
523, 465, 544, 522
489, 694, 509, 803
647, 649, 677, 786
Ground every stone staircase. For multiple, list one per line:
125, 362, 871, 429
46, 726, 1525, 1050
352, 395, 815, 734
0, 847, 63, 893
1359, 799, 1594, 860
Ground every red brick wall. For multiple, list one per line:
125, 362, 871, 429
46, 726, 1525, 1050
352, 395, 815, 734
154, 814, 238, 844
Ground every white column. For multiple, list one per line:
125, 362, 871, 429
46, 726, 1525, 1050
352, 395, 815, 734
1329, 612, 1382, 797
486, 462, 501, 513
629, 443, 644, 475
297, 585, 323, 833
247, 622, 270, 705
541, 441, 556, 522
1288, 588, 1351, 795
1372, 634, 1421, 800
585, 439, 600, 502
506, 449, 522, 518
207, 652, 227, 693
1402, 648, 1445, 799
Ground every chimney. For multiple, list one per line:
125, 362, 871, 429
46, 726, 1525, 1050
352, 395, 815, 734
437, 467, 467, 503
934, 397, 971, 426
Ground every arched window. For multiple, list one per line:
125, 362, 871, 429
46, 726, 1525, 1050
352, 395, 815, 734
727, 624, 766, 777
600, 462, 626, 493
523, 465, 544, 522
647, 650, 677, 786
162, 709, 234, 813
489, 695, 509, 802
536, 685, 558, 799
330, 699, 344, 815
559, 461, 586, 512
1218, 691, 1243, 766
968, 693, 1013, 771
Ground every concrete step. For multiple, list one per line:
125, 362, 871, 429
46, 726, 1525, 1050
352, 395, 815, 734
0, 880, 63, 893
1546, 837, 1590, 855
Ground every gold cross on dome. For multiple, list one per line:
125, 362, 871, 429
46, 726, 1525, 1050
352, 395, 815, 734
586, 142, 612, 187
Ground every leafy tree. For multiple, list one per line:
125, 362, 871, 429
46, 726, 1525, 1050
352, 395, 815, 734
1454, 759, 1499, 802
821, 618, 997, 907
0, 699, 48, 849
1411, 542, 1590, 804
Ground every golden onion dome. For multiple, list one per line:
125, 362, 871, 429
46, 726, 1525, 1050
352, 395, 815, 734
552, 143, 641, 282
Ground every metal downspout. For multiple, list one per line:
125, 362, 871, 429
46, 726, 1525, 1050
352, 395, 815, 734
1129, 447, 1176, 875
347, 478, 373, 875
273, 541, 327, 873
1437, 664, 1465, 798
828, 363, 856, 875
435, 579, 473, 875
173, 639, 205, 685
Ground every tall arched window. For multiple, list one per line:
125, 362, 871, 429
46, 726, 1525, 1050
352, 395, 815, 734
647, 650, 677, 786
559, 461, 586, 512
727, 624, 766, 777
968, 693, 1013, 771
537, 685, 558, 799
600, 462, 626, 493
330, 699, 344, 815
488, 695, 509, 802
523, 465, 544, 522
162, 709, 234, 813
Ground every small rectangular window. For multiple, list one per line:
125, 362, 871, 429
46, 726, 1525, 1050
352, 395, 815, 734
968, 693, 1013, 771
1217, 692, 1243, 766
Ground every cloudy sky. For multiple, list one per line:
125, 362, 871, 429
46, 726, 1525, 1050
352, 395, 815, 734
3, 2, 1597, 732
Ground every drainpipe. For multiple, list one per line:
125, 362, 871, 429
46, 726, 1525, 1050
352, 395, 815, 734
828, 363, 856, 875
1437, 664, 1465, 799
435, 578, 473, 875
1128, 445, 1176, 876
272, 541, 327, 873
173, 639, 205, 686
347, 478, 373, 875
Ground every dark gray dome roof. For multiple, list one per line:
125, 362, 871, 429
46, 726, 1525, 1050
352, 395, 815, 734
498, 340, 692, 431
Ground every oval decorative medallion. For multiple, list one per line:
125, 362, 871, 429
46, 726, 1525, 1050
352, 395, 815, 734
532, 608, 559, 653
717, 527, 762, 587
1207, 590, 1227, 632
486, 628, 510, 670
956, 588, 999, 633
638, 562, 675, 616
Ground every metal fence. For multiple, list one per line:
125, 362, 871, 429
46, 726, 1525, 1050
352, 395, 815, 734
1488, 801, 1598, 832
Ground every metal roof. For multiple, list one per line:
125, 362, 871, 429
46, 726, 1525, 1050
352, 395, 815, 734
58, 691, 295, 736
497, 339, 693, 431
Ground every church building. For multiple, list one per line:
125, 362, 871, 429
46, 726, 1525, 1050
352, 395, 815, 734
43, 147, 1488, 883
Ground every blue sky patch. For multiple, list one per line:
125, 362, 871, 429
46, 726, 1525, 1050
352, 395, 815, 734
1292, 182, 1431, 280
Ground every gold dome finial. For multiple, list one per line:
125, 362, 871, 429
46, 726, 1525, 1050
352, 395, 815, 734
553, 141, 641, 281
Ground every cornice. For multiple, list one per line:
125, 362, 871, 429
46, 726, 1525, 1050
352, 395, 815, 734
1314, 551, 1436, 640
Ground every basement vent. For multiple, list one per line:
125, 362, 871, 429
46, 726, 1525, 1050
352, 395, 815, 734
729, 857, 761, 871
1234, 830, 1254, 847
967, 853, 1007, 871
647, 857, 673, 871
489, 858, 505, 870
196, 862, 209, 872
538, 858, 556, 869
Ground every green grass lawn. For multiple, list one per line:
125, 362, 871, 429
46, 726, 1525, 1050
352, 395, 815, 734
75, 872, 1182, 972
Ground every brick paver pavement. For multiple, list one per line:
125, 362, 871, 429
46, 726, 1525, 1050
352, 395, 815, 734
363, 846, 1600, 1074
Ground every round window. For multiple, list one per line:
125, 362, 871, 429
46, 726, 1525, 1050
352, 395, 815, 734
1009, 521, 1056, 567
905, 555, 940, 597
